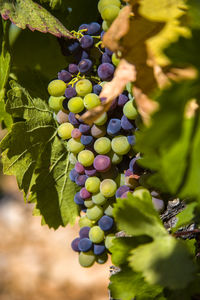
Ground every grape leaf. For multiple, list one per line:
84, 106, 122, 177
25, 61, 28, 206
128, 236, 197, 289
0, 0, 74, 38
0, 100, 12, 128
172, 202, 197, 232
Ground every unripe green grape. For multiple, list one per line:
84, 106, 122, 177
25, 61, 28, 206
69, 153, 77, 164
48, 96, 64, 112
68, 97, 84, 113
79, 251, 96, 267
78, 150, 94, 167
102, 20, 111, 31
104, 201, 114, 217
115, 173, 125, 186
100, 179, 117, 198
111, 135, 131, 155
123, 100, 138, 120
94, 137, 111, 154
94, 112, 108, 126
112, 53, 120, 66
79, 216, 93, 228
85, 177, 101, 193
67, 138, 85, 153
86, 205, 104, 221
101, 5, 120, 22
57, 122, 74, 140
98, 0, 121, 13
92, 192, 107, 205
105, 233, 116, 250
84, 199, 94, 208
76, 79, 92, 96
89, 226, 104, 243
107, 150, 122, 164
96, 252, 108, 264
84, 93, 101, 110
48, 80, 66, 97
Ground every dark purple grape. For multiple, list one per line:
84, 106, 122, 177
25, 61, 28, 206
107, 118, 121, 136
98, 216, 114, 231
75, 162, 85, 174
68, 41, 81, 54
62, 98, 68, 111
80, 187, 92, 199
74, 50, 90, 63
78, 238, 92, 252
97, 63, 114, 80
94, 244, 105, 255
116, 185, 130, 198
85, 166, 97, 177
71, 237, 81, 252
75, 174, 88, 187
105, 48, 113, 56
79, 124, 91, 134
65, 86, 77, 99
93, 84, 102, 95
118, 94, 128, 106
69, 168, 79, 182
68, 112, 80, 125
79, 226, 90, 238
80, 35, 94, 49
81, 135, 94, 146
108, 99, 118, 111
74, 192, 84, 205
91, 125, 106, 138
78, 59, 93, 74
68, 63, 78, 74
125, 169, 133, 177
101, 31, 105, 40
121, 115, 134, 130
127, 135, 136, 146
102, 53, 111, 63
87, 22, 101, 35
71, 128, 82, 139
93, 155, 111, 172
58, 70, 72, 82
129, 157, 143, 175
79, 24, 89, 34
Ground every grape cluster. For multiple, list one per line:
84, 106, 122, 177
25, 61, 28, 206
98, 0, 122, 31
47, 20, 146, 268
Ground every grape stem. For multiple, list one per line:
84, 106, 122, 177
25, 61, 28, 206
173, 229, 200, 237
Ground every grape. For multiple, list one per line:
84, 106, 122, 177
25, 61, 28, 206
94, 244, 106, 255
69, 153, 77, 164
79, 124, 91, 134
117, 93, 128, 106
84, 93, 101, 109
121, 115, 134, 130
86, 205, 104, 221
74, 192, 84, 205
129, 157, 143, 174
93, 84, 102, 95
71, 128, 82, 139
111, 135, 131, 155
79, 23, 89, 33
67, 138, 85, 153
96, 252, 108, 264
100, 179, 117, 197
75, 162, 85, 174
105, 233, 116, 250
102, 53, 111, 63
101, 30, 105, 39
121, 191, 129, 198
80, 35, 94, 49
91, 125, 106, 138
69, 169, 79, 182
152, 197, 164, 212
105, 47, 113, 56
76, 79, 92, 96
85, 166, 97, 176
127, 135, 136, 146
78, 238, 93, 252
98, 63, 114, 80
125, 169, 133, 177
111, 53, 120, 66
48, 95, 64, 112
78, 59, 92, 73
48, 80, 66, 97
75, 174, 88, 187
116, 185, 130, 198
87, 22, 101, 35
58, 70, 72, 82
107, 118, 121, 136
98, 215, 114, 231
101, 5, 120, 22
68, 63, 78, 74
80, 135, 94, 146
85, 177, 101, 193
57, 122, 74, 140
115, 173, 125, 186
107, 150, 122, 165
65, 86, 77, 99
104, 201, 114, 217
94, 137, 111, 154
100, 166, 118, 180
102, 20, 111, 31
78, 150, 94, 167
68, 97, 84, 113
68, 112, 80, 125
94, 112, 108, 126
93, 155, 111, 172
71, 237, 81, 252
79, 251, 96, 267
109, 98, 117, 111
80, 187, 92, 199
92, 192, 107, 205
67, 40, 81, 54
84, 199, 94, 208
89, 226, 104, 243
98, 0, 121, 13
56, 110, 68, 124
78, 216, 93, 228
123, 100, 137, 120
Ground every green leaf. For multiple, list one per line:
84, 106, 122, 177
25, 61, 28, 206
172, 202, 197, 232
0, 0, 74, 38
0, 100, 12, 128
129, 236, 196, 289
0, 41, 10, 91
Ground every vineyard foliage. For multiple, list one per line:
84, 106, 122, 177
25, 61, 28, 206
1, 0, 200, 299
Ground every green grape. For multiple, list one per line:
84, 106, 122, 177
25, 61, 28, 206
123, 100, 138, 120
101, 5, 120, 22
107, 150, 122, 164
94, 137, 111, 154
78, 150, 94, 167
92, 192, 107, 205
79, 216, 93, 228
112, 53, 120, 66
85, 177, 101, 194
48, 80, 66, 97
84, 199, 94, 208
67, 138, 85, 153
69, 153, 77, 164
102, 20, 111, 31
105, 233, 116, 250
68, 97, 84, 113
79, 251, 96, 268
98, 0, 121, 13
89, 226, 104, 243
96, 252, 108, 264
75, 79, 92, 96
115, 173, 125, 186
111, 135, 131, 155
48, 96, 64, 112
57, 122, 74, 140
86, 205, 104, 221
94, 112, 108, 126
104, 201, 114, 217
83, 93, 101, 110
100, 179, 117, 198
126, 82, 132, 93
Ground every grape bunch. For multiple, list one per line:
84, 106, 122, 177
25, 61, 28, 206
98, 0, 122, 31
47, 20, 149, 268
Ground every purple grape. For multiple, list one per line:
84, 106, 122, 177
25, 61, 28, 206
102, 53, 112, 63
78, 59, 93, 74
80, 187, 92, 199
93, 84, 102, 95
116, 186, 130, 198
105, 48, 113, 56
79, 124, 91, 134
68, 63, 78, 74
125, 169, 133, 177
74, 50, 90, 63
87, 22, 101, 35
75, 174, 88, 187
81, 135, 94, 146
69, 168, 79, 182
80, 35, 94, 49
108, 99, 118, 111
93, 155, 111, 172
98, 216, 114, 231
71, 128, 82, 139
75, 162, 85, 174
71, 237, 81, 252
79, 226, 91, 239
85, 166, 97, 177
68, 41, 81, 54
79, 24, 89, 34
152, 197, 165, 212
97, 63, 114, 80
94, 244, 106, 255
65, 86, 77, 99
118, 94, 128, 106
129, 157, 143, 174
121, 115, 134, 130
101, 31, 105, 40
121, 191, 129, 198
127, 135, 136, 146
68, 112, 80, 125
78, 238, 93, 252
107, 118, 121, 136
74, 192, 84, 205
91, 125, 106, 138
58, 70, 72, 82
